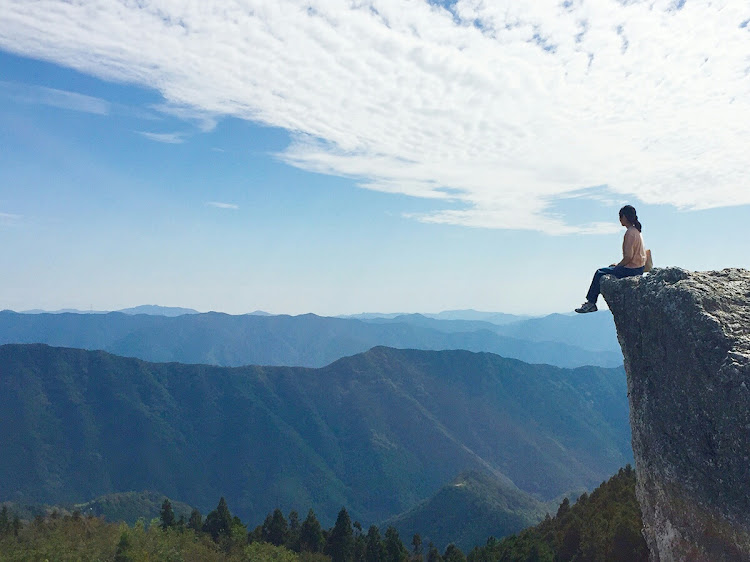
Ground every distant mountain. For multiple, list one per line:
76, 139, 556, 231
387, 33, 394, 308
0, 344, 632, 527
385, 471, 549, 552
20, 308, 109, 314
495, 312, 619, 353
0, 311, 621, 369
424, 310, 529, 325
345, 310, 528, 325
117, 305, 200, 316
19, 306, 200, 317
361, 314, 516, 335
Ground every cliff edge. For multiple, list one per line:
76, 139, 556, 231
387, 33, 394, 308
601, 268, 750, 561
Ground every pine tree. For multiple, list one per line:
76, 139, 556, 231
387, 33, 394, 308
384, 526, 407, 562
187, 508, 202, 532
326, 507, 354, 562
114, 530, 133, 562
365, 525, 384, 562
427, 542, 442, 562
443, 544, 466, 562
202, 497, 232, 542
0, 506, 9, 536
160, 499, 176, 530
353, 521, 366, 562
288, 510, 301, 550
299, 509, 325, 553
262, 508, 288, 546
412, 533, 423, 558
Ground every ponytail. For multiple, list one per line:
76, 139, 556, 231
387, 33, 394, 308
619, 205, 642, 232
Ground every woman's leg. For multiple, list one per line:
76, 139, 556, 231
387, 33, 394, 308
585, 266, 616, 304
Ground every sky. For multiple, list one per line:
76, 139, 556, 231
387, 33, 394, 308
1, 0, 748, 316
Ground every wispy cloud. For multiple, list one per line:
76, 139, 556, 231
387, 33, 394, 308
0, 80, 109, 115
1, 1, 748, 233
0, 212, 22, 226
138, 131, 186, 144
207, 201, 238, 210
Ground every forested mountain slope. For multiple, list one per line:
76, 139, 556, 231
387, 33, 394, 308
0, 344, 631, 526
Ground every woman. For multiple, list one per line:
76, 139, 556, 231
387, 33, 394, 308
575, 205, 646, 313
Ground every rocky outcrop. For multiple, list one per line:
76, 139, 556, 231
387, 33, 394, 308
601, 268, 750, 561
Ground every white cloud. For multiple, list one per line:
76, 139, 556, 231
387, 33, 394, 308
207, 201, 239, 210
138, 131, 186, 144
0, 0, 748, 233
0, 80, 109, 115
0, 212, 22, 226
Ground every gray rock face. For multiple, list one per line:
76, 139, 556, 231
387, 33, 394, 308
601, 268, 750, 562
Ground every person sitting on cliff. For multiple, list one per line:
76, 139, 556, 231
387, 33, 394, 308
575, 205, 647, 313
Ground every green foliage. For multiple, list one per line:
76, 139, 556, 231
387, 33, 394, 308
299, 509, 325, 553
383, 526, 408, 561
326, 508, 354, 562
203, 497, 234, 542
386, 471, 547, 553
245, 541, 300, 561
365, 525, 385, 562
188, 508, 203, 532
0, 344, 631, 528
160, 498, 176, 530
0, 470, 644, 562
443, 544, 467, 562
467, 465, 648, 562
263, 508, 289, 547
73, 491, 194, 524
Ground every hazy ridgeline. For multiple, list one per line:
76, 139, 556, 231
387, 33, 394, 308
0, 309, 621, 369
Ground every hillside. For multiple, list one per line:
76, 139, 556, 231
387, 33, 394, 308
0, 344, 631, 527
0, 310, 621, 368
385, 471, 548, 553
473, 465, 648, 561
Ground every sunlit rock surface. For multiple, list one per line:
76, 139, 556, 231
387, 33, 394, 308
602, 268, 750, 562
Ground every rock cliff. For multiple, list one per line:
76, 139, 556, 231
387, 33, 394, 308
601, 268, 750, 561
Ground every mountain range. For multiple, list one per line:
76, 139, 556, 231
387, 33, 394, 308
0, 343, 631, 529
0, 309, 620, 369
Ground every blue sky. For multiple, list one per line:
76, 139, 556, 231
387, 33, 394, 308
1, 1, 748, 315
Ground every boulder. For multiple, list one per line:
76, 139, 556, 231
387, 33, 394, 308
601, 267, 750, 561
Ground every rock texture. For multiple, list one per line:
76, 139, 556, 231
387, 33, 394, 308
601, 268, 750, 562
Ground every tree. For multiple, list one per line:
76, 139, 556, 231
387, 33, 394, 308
187, 508, 202, 532
299, 509, 325, 553
288, 510, 301, 550
353, 521, 366, 562
443, 544, 466, 562
0, 506, 9, 536
384, 526, 407, 562
202, 497, 233, 542
412, 534, 423, 558
326, 507, 354, 562
366, 525, 384, 562
160, 499, 176, 530
114, 530, 133, 562
426, 542, 442, 562
262, 508, 289, 546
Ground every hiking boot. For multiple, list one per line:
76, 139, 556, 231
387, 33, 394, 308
575, 302, 598, 313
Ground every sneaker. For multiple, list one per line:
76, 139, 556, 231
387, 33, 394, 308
575, 302, 598, 313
